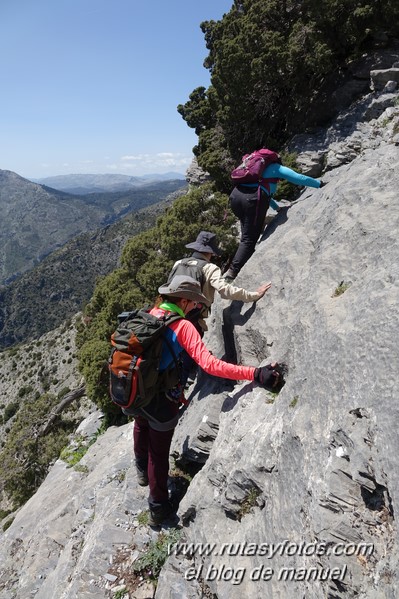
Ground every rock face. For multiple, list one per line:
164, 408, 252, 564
160, 142, 399, 598
0, 417, 149, 599
288, 76, 399, 175
185, 158, 211, 186
371, 68, 399, 90
1, 66, 399, 599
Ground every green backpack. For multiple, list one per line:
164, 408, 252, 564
108, 309, 182, 414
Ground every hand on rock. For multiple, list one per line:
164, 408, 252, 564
256, 281, 272, 299
254, 362, 286, 391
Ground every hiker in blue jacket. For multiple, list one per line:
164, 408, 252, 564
224, 162, 325, 281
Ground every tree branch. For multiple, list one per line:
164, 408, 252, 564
37, 385, 86, 437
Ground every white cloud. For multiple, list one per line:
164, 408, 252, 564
116, 151, 192, 174
121, 154, 150, 161
36, 152, 193, 177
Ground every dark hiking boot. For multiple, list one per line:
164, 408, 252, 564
223, 268, 237, 282
148, 500, 177, 527
135, 462, 148, 487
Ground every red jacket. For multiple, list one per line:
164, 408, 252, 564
150, 307, 255, 381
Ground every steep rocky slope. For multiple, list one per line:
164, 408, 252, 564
0, 69, 398, 599
0, 315, 88, 483
161, 141, 399, 599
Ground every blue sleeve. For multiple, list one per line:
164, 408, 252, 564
269, 198, 280, 211
263, 163, 321, 188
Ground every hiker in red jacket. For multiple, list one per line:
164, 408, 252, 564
133, 275, 284, 526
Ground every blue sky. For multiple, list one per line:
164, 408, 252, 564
0, 0, 232, 179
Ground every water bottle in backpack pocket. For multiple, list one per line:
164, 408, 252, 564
109, 351, 139, 408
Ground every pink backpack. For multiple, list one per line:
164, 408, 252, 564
231, 148, 281, 193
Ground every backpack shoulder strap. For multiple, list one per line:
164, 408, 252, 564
168, 256, 207, 289
159, 312, 184, 378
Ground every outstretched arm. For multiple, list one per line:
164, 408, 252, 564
205, 263, 270, 303
170, 319, 256, 381
264, 163, 322, 188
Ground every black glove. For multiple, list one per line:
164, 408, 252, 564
319, 180, 326, 188
254, 363, 285, 391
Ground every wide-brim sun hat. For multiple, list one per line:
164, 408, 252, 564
158, 275, 211, 306
185, 231, 221, 256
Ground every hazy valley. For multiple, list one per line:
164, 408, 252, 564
0, 169, 186, 286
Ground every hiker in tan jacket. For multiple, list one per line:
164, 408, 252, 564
168, 230, 271, 333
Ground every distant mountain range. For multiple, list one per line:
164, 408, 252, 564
0, 169, 187, 285
0, 187, 186, 349
32, 172, 186, 195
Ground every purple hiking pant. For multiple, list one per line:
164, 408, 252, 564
133, 414, 176, 506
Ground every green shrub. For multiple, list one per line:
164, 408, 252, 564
137, 510, 149, 526
3, 517, 14, 531
60, 444, 89, 467
133, 528, 182, 581
0, 393, 79, 508
237, 486, 262, 521
57, 387, 71, 399
333, 281, 351, 297
0, 508, 12, 521
4, 402, 19, 422
290, 396, 299, 408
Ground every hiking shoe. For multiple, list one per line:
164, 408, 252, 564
185, 375, 196, 389
135, 464, 149, 487
223, 268, 237, 282
148, 501, 177, 526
